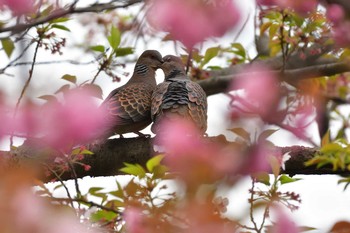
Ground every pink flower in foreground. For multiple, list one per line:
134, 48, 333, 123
232, 65, 280, 118
11, 187, 100, 233
147, 0, 240, 48
257, 0, 317, 15
124, 207, 147, 233
156, 119, 237, 185
333, 21, 350, 47
40, 89, 108, 149
326, 4, 345, 24
1, 0, 35, 15
272, 207, 299, 233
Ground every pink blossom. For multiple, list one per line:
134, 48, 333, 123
39, 89, 109, 149
156, 119, 238, 185
257, 0, 317, 15
1, 0, 35, 16
232, 65, 280, 118
147, 0, 240, 48
326, 4, 345, 24
272, 207, 299, 233
333, 21, 350, 47
11, 188, 100, 233
0, 89, 109, 149
124, 207, 147, 233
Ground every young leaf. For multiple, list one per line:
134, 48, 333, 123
61, 74, 77, 84
51, 24, 70, 32
55, 84, 70, 94
278, 174, 301, 185
120, 163, 146, 178
115, 47, 134, 57
321, 130, 330, 146
258, 129, 279, 143
82, 83, 103, 99
200, 46, 220, 68
108, 25, 121, 50
1, 38, 15, 58
38, 95, 58, 103
146, 154, 165, 173
254, 172, 270, 185
229, 127, 251, 142
90, 45, 106, 53
231, 43, 246, 59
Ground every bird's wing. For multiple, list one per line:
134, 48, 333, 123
151, 82, 170, 121
186, 81, 208, 132
103, 83, 154, 125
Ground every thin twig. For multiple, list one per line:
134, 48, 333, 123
0, 0, 144, 34
10, 39, 41, 147
249, 178, 259, 232
43, 163, 75, 208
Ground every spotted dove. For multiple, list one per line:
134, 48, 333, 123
151, 55, 207, 134
101, 50, 163, 138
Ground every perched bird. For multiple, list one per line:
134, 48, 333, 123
101, 50, 163, 138
151, 55, 208, 135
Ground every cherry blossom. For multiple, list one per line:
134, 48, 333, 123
147, 0, 240, 48
0, 0, 35, 15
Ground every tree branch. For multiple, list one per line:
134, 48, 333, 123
8, 136, 349, 183
0, 0, 143, 34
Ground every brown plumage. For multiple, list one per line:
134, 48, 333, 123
101, 50, 163, 138
151, 55, 207, 134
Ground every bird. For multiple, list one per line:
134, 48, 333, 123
151, 55, 208, 135
100, 50, 163, 138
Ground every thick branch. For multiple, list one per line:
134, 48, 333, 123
0, 0, 143, 34
10, 137, 349, 183
199, 61, 350, 96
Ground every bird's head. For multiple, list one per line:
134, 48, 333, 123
137, 50, 163, 70
161, 55, 186, 79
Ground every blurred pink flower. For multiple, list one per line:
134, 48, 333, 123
11, 188, 100, 233
1, 0, 35, 15
156, 119, 237, 185
333, 21, 350, 47
1, 89, 108, 149
257, 0, 317, 15
147, 0, 240, 48
326, 4, 345, 24
40, 89, 109, 149
272, 207, 299, 233
124, 207, 147, 233
232, 65, 280, 118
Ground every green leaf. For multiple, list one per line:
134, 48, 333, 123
1, 38, 15, 58
108, 25, 121, 50
229, 127, 250, 142
146, 154, 165, 173
120, 163, 146, 178
51, 17, 70, 23
254, 172, 270, 185
88, 187, 104, 194
82, 83, 103, 99
115, 47, 134, 57
38, 95, 58, 102
321, 130, 330, 146
90, 45, 105, 53
231, 43, 246, 58
279, 174, 301, 185
61, 74, 77, 84
55, 84, 70, 94
258, 129, 279, 143
91, 210, 118, 222
200, 46, 220, 68
51, 24, 70, 32
269, 155, 280, 178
